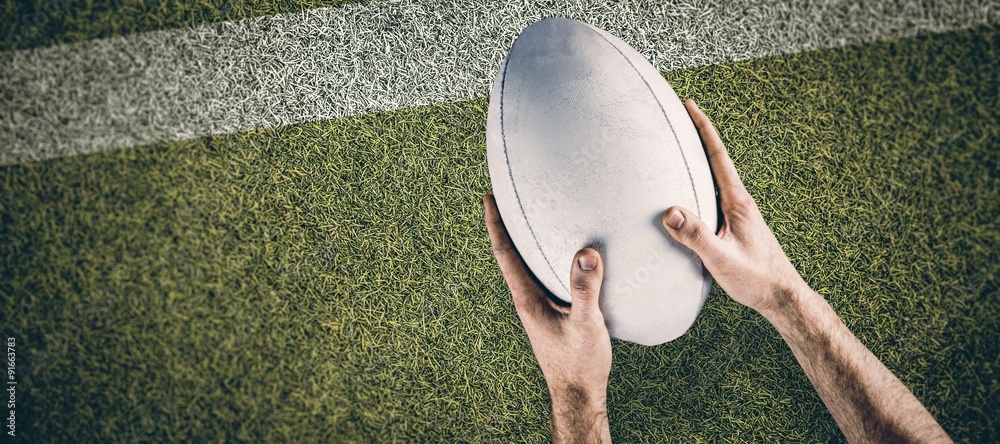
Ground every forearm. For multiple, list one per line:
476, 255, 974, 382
549, 385, 611, 444
761, 284, 950, 443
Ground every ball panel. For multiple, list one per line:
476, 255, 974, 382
584, 21, 719, 231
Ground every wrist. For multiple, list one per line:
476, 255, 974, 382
757, 277, 816, 326
549, 383, 608, 411
549, 383, 610, 443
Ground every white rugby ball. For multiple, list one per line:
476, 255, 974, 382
486, 17, 718, 345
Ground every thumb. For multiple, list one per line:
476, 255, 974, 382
661, 206, 724, 261
569, 248, 604, 321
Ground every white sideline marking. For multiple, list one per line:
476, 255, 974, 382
0, 0, 995, 164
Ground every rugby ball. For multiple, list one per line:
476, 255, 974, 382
486, 17, 718, 345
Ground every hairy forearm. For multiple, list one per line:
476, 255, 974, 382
761, 284, 951, 443
549, 385, 612, 444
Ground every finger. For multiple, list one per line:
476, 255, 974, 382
483, 192, 550, 317
684, 99, 749, 201
569, 248, 604, 322
661, 206, 725, 265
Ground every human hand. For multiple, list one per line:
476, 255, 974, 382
657, 100, 952, 443
483, 192, 612, 443
660, 99, 809, 316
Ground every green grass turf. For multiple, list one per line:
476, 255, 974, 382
1, 24, 997, 442
0, 0, 360, 52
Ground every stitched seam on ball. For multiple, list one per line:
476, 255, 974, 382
586, 22, 709, 291
586, 26, 703, 219
499, 46, 572, 298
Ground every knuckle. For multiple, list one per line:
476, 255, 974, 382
514, 302, 533, 320
685, 223, 708, 246
571, 273, 594, 295
513, 301, 527, 316
491, 246, 512, 261
726, 194, 758, 217
513, 296, 541, 319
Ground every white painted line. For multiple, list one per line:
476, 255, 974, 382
0, 0, 995, 164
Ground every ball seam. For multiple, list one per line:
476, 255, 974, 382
584, 23, 704, 219
499, 39, 573, 298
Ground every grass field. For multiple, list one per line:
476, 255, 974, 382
1, 20, 997, 444
0, 0, 359, 52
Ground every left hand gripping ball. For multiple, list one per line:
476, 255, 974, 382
486, 17, 718, 345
